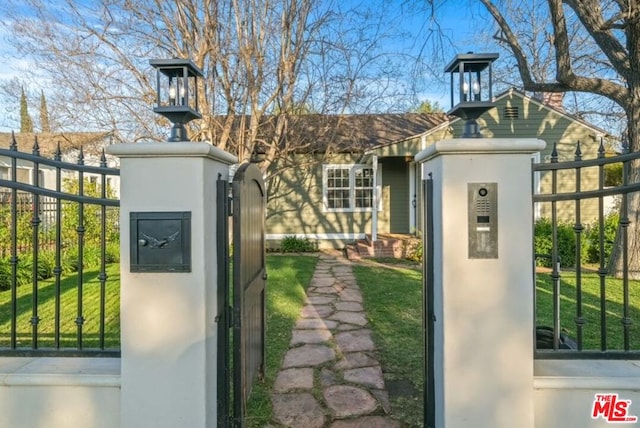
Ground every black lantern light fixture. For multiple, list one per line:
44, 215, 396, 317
150, 58, 204, 142
445, 52, 499, 138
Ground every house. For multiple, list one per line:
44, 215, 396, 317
264, 88, 615, 253
0, 132, 121, 197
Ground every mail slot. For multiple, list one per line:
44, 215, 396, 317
130, 211, 191, 272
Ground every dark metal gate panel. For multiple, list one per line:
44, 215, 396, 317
216, 176, 231, 427
0, 137, 120, 357
232, 163, 267, 427
422, 174, 435, 428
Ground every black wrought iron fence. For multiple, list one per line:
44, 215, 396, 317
0, 191, 60, 257
0, 134, 120, 356
533, 139, 640, 359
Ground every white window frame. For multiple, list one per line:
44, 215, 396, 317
322, 164, 382, 213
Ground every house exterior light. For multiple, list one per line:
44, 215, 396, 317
445, 52, 499, 137
150, 58, 204, 142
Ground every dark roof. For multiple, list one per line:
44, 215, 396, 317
227, 113, 448, 153
299, 113, 447, 151
0, 132, 113, 157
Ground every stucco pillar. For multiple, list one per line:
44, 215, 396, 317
107, 142, 237, 428
416, 138, 545, 428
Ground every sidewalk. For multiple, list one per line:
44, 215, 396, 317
271, 252, 401, 428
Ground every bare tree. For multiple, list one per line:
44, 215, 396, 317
480, 0, 640, 278
2, 0, 415, 174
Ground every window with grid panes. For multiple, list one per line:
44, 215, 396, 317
323, 164, 377, 212
354, 167, 373, 208
326, 166, 351, 209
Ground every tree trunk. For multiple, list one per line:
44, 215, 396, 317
609, 107, 640, 280
609, 17, 640, 279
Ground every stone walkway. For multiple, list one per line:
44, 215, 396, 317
271, 253, 401, 428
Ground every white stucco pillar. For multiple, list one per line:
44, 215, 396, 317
107, 142, 237, 428
416, 138, 545, 428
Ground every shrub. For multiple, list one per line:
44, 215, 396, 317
534, 218, 576, 268
279, 236, 317, 253
105, 242, 120, 263
583, 212, 619, 264
604, 162, 623, 187
0, 259, 10, 291
35, 251, 56, 280
405, 239, 422, 262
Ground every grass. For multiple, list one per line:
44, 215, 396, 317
353, 260, 424, 428
4, 250, 636, 427
245, 254, 318, 427
352, 261, 640, 427
0, 264, 121, 350
536, 271, 640, 350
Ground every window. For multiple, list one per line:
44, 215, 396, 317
326, 167, 351, 209
323, 164, 379, 212
354, 167, 374, 208
0, 167, 8, 180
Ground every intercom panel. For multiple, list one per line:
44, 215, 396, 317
468, 183, 498, 259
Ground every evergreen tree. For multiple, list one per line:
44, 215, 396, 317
39, 90, 50, 132
413, 100, 444, 114
20, 87, 34, 133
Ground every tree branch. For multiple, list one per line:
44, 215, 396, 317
482, 0, 628, 106
564, 0, 631, 78
481, 0, 536, 88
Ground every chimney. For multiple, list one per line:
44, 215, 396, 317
540, 92, 565, 111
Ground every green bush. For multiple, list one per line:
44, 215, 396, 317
405, 239, 422, 262
105, 242, 120, 264
534, 218, 576, 268
604, 162, 623, 187
0, 242, 120, 291
583, 212, 619, 264
279, 236, 317, 253
0, 259, 10, 291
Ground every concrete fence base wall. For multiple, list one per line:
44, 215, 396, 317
0, 357, 120, 428
534, 360, 640, 428
2, 358, 639, 428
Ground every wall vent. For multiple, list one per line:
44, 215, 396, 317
503, 106, 519, 119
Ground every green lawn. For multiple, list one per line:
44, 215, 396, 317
245, 254, 318, 427
4, 252, 637, 427
353, 262, 640, 427
353, 261, 424, 428
536, 271, 640, 350
0, 264, 121, 350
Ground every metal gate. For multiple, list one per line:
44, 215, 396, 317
0, 136, 120, 356
217, 162, 267, 428
422, 173, 435, 428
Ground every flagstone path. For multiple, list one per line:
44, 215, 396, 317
271, 253, 402, 428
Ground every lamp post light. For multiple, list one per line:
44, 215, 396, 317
150, 58, 204, 142
445, 52, 499, 138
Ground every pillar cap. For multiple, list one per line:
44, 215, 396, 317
415, 138, 546, 163
107, 141, 238, 165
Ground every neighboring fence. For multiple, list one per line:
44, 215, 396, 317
0, 191, 59, 256
0, 135, 120, 356
533, 140, 640, 359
